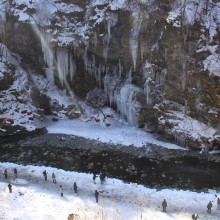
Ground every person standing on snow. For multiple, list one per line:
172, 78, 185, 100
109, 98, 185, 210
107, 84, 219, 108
93, 173, 97, 184
217, 198, 220, 210
207, 201, 212, 213
14, 168, 17, 179
162, 199, 167, 212
52, 173, 56, 184
99, 172, 106, 184
59, 185, 63, 197
8, 183, 12, 193
43, 170, 47, 181
4, 169, 7, 179
192, 213, 199, 220
95, 190, 99, 203
73, 182, 77, 193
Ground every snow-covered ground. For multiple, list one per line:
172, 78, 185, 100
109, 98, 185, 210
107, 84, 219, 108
46, 118, 185, 150
0, 162, 219, 220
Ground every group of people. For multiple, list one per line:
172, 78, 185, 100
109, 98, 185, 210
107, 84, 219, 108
3, 168, 220, 216
3, 168, 17, 193
92, 172, 106, 184
162, 198, 220, 219
42, 170, 78, 197
4, 168, 17, 179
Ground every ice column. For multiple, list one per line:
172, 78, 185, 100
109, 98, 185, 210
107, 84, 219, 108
116, 84, 142, 125
56, 48, 76, 86
0, 10, 5, 37
129, 9, 143, 70
103, 13, 118, 62
145, 77, 152, 105
0, 43, 9, 60
143, 61, 154, 106
39, 30, 54, 82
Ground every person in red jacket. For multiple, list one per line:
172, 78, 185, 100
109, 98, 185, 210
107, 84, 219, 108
8, 183, 12, 193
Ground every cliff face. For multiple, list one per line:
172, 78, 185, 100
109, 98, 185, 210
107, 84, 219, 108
0, 0, 220, 149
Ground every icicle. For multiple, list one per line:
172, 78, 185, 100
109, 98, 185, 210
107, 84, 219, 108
129, 29, 138, 70
0, 11, 5, 37
56, 48, 76, 86
69, 58, 76, 81
0, 43, 10, 60
129, 9, 143, 71
140, 41, 145, 62
104, 75, 119, 106
118, 59, 123, 78
174, 133, 186, 147
164, 48, 168, 61
37, 27, 76, 86
126, 67, 132, 83
38, 29, 54, 83
97, 64, 102, 87
56, 48, 69, 86
103, 47, 109, 63
160, 68, 167, 84
181, 55, 187, 91
102, 13, 118, 63
144, 77, 152, 106
83, 49, 88, 70
0, 43, 19, 65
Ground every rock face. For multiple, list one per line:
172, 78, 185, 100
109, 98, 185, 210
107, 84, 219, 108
0, 0, 220, 150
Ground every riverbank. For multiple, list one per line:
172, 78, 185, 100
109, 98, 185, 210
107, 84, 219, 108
1, 133, 220, 190
0, 162, 220, 220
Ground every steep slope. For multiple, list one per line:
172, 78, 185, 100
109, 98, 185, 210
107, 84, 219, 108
0, 0, 220, 150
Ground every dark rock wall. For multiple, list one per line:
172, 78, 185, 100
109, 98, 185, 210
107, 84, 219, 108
1, 0, 220, 148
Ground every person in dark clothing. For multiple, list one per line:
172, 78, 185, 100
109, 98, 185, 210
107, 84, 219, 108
73, 182, 77, 193
52, 173, 56, 184
162, 199, 167, 212
217, 197, 220, 210
192, 213, 199, 220
8, 183, 12, 193
4, 169, 7, 179
43, 170, 47, 181
14, 168, 17, 178
93, 173, 97, 184
95, 190, 99, 203
99, 172, 106, 184
59, 185, 63, 197
207, 201, 212, 213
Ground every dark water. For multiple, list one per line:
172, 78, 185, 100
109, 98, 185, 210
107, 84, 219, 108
1, 144, 220, 191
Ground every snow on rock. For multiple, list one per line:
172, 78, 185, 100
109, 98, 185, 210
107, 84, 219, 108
0, 62, 6, 78
202, 45, 220, 77
167, 0, 220, 77
158, 110, 217, 147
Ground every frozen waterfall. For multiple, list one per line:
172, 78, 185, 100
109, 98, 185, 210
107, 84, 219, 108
104, 76, 144, 125
116, 84, 142, 125
36, 27, 76, 86
56, 48, 76, 86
